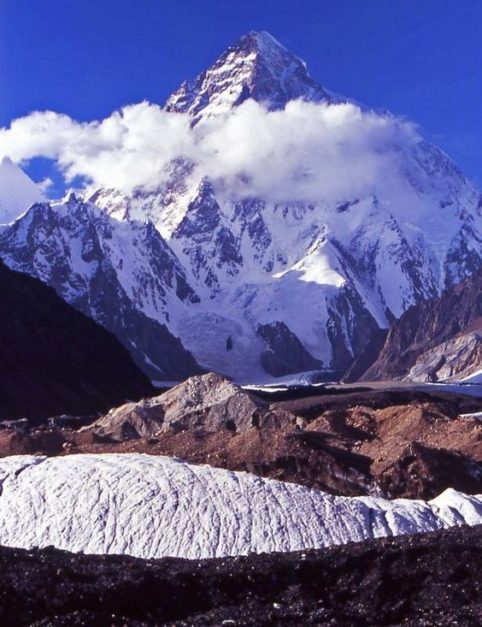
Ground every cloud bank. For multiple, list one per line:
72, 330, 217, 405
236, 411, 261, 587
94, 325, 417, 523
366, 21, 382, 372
0, 100, 419, 203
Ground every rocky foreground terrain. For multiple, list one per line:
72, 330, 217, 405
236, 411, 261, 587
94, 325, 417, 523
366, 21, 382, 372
1, 373, 480, 500
0, 524, 479, 626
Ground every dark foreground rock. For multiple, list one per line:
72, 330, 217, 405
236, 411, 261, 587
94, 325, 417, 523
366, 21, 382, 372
0, 260, 153, 421
0, 525, 479, 626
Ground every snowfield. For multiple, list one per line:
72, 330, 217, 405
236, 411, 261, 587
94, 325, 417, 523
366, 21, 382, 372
0, 454, 480, 560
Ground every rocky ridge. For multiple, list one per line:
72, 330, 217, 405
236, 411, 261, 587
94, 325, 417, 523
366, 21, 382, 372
164, 31, 333, 122
90, 372, 287, 440
355, 268, 482, 382
0, 260, 152, 421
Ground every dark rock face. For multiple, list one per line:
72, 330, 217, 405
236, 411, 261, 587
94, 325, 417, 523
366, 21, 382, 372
445, 222, 482, 288
326, 281, 381, 372
359, 268, 482, 381
0, 525, 479, 625
343, 327, 388, 382
77, 263, 203, 381
257, 321, 321, 376
0, 260, 153, 421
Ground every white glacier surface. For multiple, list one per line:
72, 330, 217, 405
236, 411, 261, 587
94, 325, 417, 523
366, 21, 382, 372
0, 454, 479, 560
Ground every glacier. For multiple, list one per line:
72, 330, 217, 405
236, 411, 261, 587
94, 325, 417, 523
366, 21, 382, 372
0, 454, 479, 560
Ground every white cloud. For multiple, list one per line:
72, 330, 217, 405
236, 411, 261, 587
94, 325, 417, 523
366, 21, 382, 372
37, 176, 54, 194
0, 99, 419, 203
196, 100, 418, 203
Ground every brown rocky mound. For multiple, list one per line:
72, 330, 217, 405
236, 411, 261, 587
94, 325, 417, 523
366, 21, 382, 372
0, 525, 480, 625
1, 376, 480, 500
89, 372, 288, 440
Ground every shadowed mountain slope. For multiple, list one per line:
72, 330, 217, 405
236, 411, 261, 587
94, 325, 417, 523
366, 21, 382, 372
0, 260, 153, 420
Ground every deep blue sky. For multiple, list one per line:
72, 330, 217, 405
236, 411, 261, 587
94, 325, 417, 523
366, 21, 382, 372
1, 0, 482, 185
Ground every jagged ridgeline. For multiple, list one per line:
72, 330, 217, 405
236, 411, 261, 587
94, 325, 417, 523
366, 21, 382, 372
0, 32, 480, 383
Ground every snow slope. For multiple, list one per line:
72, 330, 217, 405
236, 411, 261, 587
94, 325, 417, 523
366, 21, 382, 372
0, 157, 43, 224
0, 454, 479, 560
461, 369, 482, 383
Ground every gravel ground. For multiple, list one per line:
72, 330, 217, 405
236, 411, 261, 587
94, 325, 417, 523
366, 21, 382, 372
0, 525, 479, 626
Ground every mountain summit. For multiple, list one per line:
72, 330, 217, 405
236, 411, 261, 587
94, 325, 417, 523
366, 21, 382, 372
164, 31, 332, 121
1, 34, 481, 383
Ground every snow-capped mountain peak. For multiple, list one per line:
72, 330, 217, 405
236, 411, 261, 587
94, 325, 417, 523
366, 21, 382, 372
0, 157, 44, 225
164, 30, 332, 122
1, 35, 481, 383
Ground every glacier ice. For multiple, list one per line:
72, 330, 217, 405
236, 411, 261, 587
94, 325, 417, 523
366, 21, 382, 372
0, 453, 479, 560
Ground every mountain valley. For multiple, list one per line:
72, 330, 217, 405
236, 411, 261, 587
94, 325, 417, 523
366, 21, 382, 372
0, 24, 481, 627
